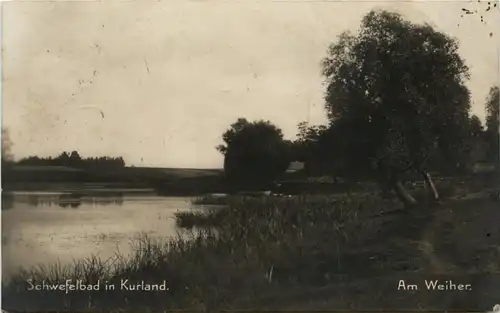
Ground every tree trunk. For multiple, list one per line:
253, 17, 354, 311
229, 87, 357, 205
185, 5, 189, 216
392, 180, 418, 208
420, 170, 440, 201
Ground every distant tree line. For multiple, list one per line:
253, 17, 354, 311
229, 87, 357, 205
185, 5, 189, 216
1, 129, 126, 169
216, 10, 500, 207
17, 151, 126, 168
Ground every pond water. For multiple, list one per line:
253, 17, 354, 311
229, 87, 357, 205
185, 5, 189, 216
1, 189, 203, 279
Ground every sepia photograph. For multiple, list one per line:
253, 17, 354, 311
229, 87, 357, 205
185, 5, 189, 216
1, 0, 500, 311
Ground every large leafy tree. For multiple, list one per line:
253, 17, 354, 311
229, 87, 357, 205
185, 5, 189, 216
292, 122, 347, 177
291, 122, 327, 166
469, 115, 484, 139
462, 114, 488, 167
322, 10, 471, 207
485, 86, 499, 165
217, 118, 291, 190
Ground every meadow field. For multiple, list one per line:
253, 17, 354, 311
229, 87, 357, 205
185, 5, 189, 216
2, 165, 224, 194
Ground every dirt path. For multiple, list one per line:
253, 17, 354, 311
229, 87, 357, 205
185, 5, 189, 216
415, 195, 500, 310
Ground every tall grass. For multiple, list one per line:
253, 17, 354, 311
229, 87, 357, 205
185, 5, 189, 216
191, 194, 231, 206
3, 194, 400, 311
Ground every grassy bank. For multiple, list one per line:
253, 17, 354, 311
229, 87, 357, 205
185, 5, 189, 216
3, 194, 396, 311
3, 179, 500, 311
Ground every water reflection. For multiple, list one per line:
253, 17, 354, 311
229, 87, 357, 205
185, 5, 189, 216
2, 192, 193, 279
58, 201, 82, 209
58, 193, 83, 209
7, 192, 125, 208
1, 193, 14, 210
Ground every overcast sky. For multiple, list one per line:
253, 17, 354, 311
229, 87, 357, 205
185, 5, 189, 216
2, 0, 499, 168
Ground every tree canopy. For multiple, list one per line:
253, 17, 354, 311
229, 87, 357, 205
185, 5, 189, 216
291, 122, 327, 163
486, 86, 499, 134
485, 86, 499, 164
321, 10, 472, 206
469, 115, 484, 138
217, 118, 291, 189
